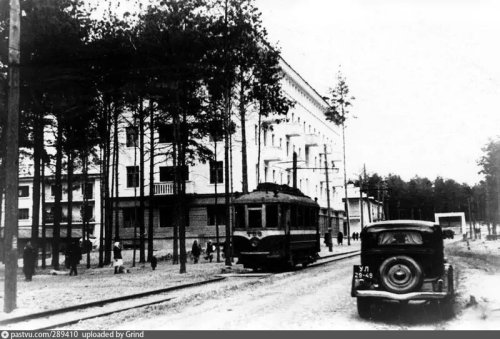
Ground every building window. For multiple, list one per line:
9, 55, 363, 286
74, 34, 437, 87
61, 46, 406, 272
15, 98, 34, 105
126, 167, 139, 188
273, 170, 276, 182
291, 113, 294, 122
19, 186, 29, 198
123, 207, 137, 228
80, 204, 94, 222
160, 206, 174, 227
286, 137, 290, 156
272, 134, 275, 146
82, 183, 93, 199
210, 161, 223, 184
207, 205, 226, 226
279, 138, 282, 149
287, 173, 291, 186
19, 209, 29, 220
158, 124, 174, 143
160, 166, 189, 182
126, 126, 138, 147
51, 185, 56, 197
280, 173, 283, 184
263, 129, 267, 146
265, 166, 268, 182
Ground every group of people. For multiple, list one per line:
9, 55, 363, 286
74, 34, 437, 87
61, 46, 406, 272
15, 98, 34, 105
21, 238, 219, 280
21, 239, 84, 281
191, 240, 217, 263
334, 231, 360, 246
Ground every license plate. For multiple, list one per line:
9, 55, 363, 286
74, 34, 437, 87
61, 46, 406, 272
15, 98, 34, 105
353, 265, 374, 280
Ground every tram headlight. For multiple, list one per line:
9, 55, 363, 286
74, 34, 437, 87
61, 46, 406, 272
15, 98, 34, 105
251, 237, 259, 248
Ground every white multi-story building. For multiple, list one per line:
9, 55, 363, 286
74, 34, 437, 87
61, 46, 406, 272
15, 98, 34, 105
113, 57, 346, 247
1, 158, 102, 254
1, 56, 347, 252
344, 184, 385, 237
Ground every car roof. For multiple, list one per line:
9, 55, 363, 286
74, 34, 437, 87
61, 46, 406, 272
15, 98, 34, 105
363, 220, 439, 233
366, 219, 437, 227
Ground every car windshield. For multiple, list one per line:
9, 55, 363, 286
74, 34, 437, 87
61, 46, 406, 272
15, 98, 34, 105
378, 231, 423, 245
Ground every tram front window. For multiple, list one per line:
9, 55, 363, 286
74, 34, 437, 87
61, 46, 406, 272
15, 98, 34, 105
266, 205, 279, 228
235, 206, 245, 229
249, 208, 262, 228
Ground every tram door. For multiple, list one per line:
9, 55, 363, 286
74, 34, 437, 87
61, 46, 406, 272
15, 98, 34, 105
282, 204, 291, 256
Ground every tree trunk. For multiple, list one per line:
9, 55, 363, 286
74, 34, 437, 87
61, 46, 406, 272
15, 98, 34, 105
224, 89, 232, 267
52, 114, 63, 270
179, 108, 187, 274
139, 100, 146, 263
239, 76, 248, 194
148, 100, 155, 262
31, 112, 43, 266
103, 101, 112, 265
41, 159, 46, 269
113, 103, 120, 243
65, 151, 74, 269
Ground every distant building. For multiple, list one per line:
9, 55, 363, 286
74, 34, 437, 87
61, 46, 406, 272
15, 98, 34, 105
1, 157, 101, 255
343, 183, 385, 236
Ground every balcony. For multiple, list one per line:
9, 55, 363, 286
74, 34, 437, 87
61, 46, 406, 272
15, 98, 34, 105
262, 146, 284, 162
283, 122, 302, 137
154, 181, 195, 195
305, 134, 320, 146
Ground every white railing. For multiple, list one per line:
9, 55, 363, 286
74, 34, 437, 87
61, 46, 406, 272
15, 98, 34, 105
154, 182, 194, 195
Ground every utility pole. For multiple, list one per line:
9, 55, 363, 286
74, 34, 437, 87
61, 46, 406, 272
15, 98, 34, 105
377, 183, 381, 221
497, 174, 500, 236
324, 145, 333, 252
467, 197, 473, 240
359, 175, 364, 231
341, 122, 350, 246
4, 0, 21, 313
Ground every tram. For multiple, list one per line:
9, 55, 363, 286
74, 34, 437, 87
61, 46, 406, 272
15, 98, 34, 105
232, 182, 321, 270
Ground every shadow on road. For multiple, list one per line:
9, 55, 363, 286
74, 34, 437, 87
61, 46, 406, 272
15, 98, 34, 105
364, 300, 454, 325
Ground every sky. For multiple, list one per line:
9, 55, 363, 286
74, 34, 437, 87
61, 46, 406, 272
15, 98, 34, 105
254, 0, 500, 186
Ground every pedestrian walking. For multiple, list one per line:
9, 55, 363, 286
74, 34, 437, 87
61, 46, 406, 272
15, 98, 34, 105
352, 232, 356, 241
337, 231, 344, 246
356, 232, 360, 241
151, 255, 157, 270
205, 240, 214, 262
23, 241, 36, 281
68, 240, 82, 276
192, 240, 201, 263
113, 241, 123, 274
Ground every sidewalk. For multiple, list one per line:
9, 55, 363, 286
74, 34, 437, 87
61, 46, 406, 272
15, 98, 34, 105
318, 239, 361, 258
0, 241, 361, 321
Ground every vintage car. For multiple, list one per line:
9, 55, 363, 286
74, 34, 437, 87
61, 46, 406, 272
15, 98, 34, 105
442, 229, 455, 239
351, 220, 454, 319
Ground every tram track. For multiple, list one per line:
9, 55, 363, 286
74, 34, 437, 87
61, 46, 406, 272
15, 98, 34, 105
0, 277, 225, 330
2, 251, 360, 330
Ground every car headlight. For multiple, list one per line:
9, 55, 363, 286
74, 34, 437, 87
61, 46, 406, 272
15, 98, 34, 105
251, 237, 259, 248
